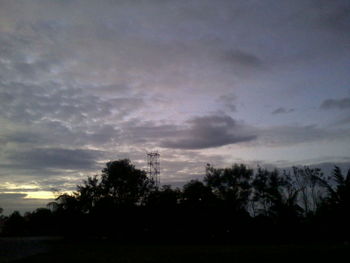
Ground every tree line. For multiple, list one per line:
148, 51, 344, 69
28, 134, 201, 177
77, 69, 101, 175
1, 159, 349, 244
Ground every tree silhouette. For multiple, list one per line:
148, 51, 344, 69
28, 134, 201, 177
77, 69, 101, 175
3, 211, 26, 236
2, 159, 349, 244
181, 180, 216, 208
291, 166, 324, 215
205, 163, 253, 212
146, 185, 180, 208
99, 159, 155, 207
252, 167, 305, 224
316, 166, 350, 215
76, 175, 102, 213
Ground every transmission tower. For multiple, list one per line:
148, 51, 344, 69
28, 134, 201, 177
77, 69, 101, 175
147, 151, 160, 187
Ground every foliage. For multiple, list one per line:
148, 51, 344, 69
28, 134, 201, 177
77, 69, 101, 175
1, 159, 349, 243
204, 163, 253, 211
99, 159, 155, 207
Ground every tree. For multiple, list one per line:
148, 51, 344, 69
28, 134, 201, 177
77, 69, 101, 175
181, 180, 216, 207
99, 159, 155, 207
252, 168, 303, 220
54, 193, 80, 212
204, 163, 253, 212
0, 207, 4, 221
146, 185, 180, 208
76, 175, 102, 213
54, 159, 155, 212
317, 166, 350, 213
69, 159, 155, 211
3, 211, 26, 235
291, 166, 324, 215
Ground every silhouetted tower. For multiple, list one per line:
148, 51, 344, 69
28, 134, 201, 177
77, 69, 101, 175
147, 151, 160, 187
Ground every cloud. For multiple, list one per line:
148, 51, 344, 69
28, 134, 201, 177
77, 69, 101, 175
217, 93, 237, 112
222, 49, 262, 68
0, 193, 27, 199
0, 0, 349, 214
256, 124, 350, 147
3, 148, 104, 171
315, 0, 350, 33
271, 107, 295, 114
121, 114, 256, 149
0, 193, 51, 215
320, 97, 350, 110
161, 115, 256, 149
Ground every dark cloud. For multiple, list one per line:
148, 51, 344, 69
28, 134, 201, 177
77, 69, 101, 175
0, 82, 109, 124
320, 97, 350, 110
257, 124, 350, 147
85, 84, 131, 96
222, 50, 262, 68
121, 115, 256, 149
315, 0, 350, 32
271, 107, 295, 114
0, 188, 49, 193
0, 193, 51, 215
0, 193, 27, 199
161, 115, 256, 149
218, 93, 237, 112
121, 120, 178, 145
0, 132, 44, 144
119, 114, 350, 150
3, 148, 104, 171
0, 81, 144, 147
333, 116, 350, 126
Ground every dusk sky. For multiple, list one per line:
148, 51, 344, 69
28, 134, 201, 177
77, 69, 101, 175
1, 0, 350, 214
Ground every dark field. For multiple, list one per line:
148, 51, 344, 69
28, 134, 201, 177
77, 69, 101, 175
5, 240, 349, 263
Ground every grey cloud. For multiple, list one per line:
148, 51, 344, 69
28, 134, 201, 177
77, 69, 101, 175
0, 81, 144, 148
125, 115, 350, 150
161, 115, 256, 149
0, 188, 49, 193
109, 97, 146, 118
222, 50, 262, 68
85, 84, 131, 96
0, 81, 143, 124
0, 193, 27, 199
0, 32, 66, 82
159, 150, 227, 183
122, 120, 177, 144
272, 107, 295, 114
3, 148, 104, 171
122, 115, 256, 149
0, 82, 112, 124
0, 193, 51, 215
0, 131, 44, 145
257, 124, 350, 147
320, 97, 350, 110
333, 115, 350, 126
218, 93, 237, 112
259, 125, 324, 146
12, 59, 57, 80
314, 0, 350, 32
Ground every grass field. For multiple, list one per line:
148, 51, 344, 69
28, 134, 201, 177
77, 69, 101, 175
11, 240, 349, 263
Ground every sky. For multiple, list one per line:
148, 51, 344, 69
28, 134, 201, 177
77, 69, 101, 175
0, 0, 350, 214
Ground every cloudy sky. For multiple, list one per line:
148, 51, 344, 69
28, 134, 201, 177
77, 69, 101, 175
1, 0, 350, 214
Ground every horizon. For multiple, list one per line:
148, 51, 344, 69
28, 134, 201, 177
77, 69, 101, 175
1, 159, 349, 216
1, 0, 350, 214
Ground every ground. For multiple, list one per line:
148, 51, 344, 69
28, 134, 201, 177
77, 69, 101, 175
1, 238, 348, 263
